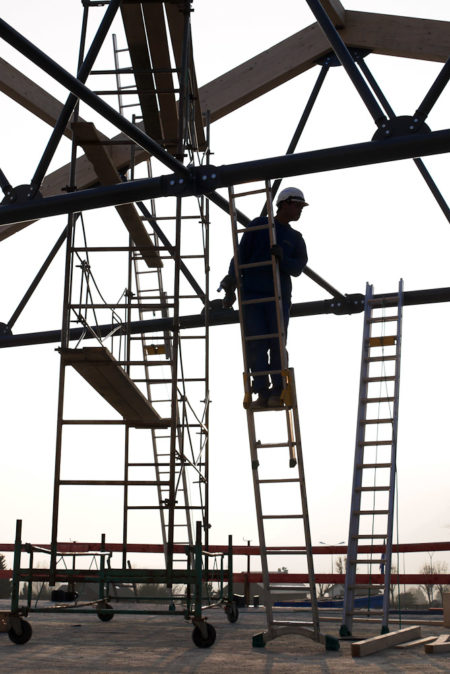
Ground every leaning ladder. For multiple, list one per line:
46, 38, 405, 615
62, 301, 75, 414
340, 280, 404, 637
228, 181, 338, 650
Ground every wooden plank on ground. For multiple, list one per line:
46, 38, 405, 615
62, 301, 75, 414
72, 121, 162, 268
351, 625, 421, 657
395, 635, 437, 649
424, 634, 450, 654
61, 347, 168, 427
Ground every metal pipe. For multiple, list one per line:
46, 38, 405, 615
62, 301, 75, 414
261, 63, 330, 216
414, 57, 450, 122
0, 16, 189, 178
29, 0, 121, 195
2, 286, 450, 349
7, 225, 69, 329
1, 130, 449, 227
358, 58, 450, 223
304, 0, 387, 126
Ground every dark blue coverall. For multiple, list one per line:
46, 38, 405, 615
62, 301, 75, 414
228, 215, 308, 399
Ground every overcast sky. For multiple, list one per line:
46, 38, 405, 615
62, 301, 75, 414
0, 1, 449, 576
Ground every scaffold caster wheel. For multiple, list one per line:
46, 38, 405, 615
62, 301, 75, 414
8, 619, 32, 644
97, 603, 114, 622
192, 623, 216, 648
225, 602, 239, 623
325, 634, 340, 651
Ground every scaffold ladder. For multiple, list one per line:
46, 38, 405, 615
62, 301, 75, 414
228, 181, 338, 651
340, 280, 404, 637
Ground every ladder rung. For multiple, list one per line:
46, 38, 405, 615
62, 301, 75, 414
237, 224, 270, 234
368, 295, 398, 305
360, 441, 392, 446
357, 463, 392, 469
352, 534, 388, 540
256, 442, 295, 448
366, 356, 397, 362
354, 509, 389, 515
242, 296, 275, 305
368, 316, 398, 323
355, 486, 391, 492
258, 478, 299, 484
262, 514, 303, 519
245, 333, 279, 341
360, 418, 393, 425
233, 187, 268, 198
364, 376, 396, 383
362, 397, 394, 403
368, 336, 396, 347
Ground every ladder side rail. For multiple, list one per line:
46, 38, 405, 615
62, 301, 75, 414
381, 278, 404, 629
341, 282, 373, 634
289, 369, 320, 638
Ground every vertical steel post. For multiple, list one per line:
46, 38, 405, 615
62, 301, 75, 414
10, 520, 22, 613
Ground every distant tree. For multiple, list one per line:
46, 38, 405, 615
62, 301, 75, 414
433, 561, 449, 605
335, 556, 346, 575
0, 554, 11, 598
419, 562, 436, 605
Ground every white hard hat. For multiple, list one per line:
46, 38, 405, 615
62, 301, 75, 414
276, 187, 308, 206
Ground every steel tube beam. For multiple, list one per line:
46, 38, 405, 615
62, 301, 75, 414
358, 58, 450, 223
304, 0, 387, 126
30, 0, 121, 194
1, 129, 449, 227
0, 16, 189, 178
1, 286, 450, 349
415, 56, 450, 122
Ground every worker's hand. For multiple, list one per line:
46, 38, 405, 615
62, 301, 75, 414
270, 244, 283, 261
218, 274, 237, 309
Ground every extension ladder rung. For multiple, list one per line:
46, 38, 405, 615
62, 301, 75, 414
234, 187, 268, 198
368, 316, 398, 323
357, 463, 392, 469
368, 336, 396, 347
366, 356, 397, 363
360, 440, 392, 446
355, 486, 390, 492
237, 224, 270, 234
352, 534, 387, 540
242, 296, 275, 305
258, 478, 299, 484
245, 333, 279, 341
368, 295, 398, 305
262, 514, 303, 520
239, 260, 272, 270
256, 442, 296, 448
360, 418, 393, 425
362, 397, 394, 403
364, 376, 396, 383
354, 509, 389, 515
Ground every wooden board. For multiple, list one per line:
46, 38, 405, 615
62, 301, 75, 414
72, 121, 162, 268
395, 636, 437, 649
61, 347, 168, 427
120, 3, 163, 141
198, 12, 450, 123
351, 625, 421, 657
321, 0, 346, 27
424, 634, 450, 654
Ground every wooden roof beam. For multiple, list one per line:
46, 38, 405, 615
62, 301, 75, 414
320, 0, 346, 28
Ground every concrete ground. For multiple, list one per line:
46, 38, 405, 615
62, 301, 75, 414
1, 601, 449, 673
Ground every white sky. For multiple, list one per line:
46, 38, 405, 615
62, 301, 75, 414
0, 1, 449, 578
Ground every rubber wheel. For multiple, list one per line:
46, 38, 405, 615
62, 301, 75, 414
8, 619, 32, 644
192, 623, 216, 648
225, 603, 239, 623
97, 603, 114, 622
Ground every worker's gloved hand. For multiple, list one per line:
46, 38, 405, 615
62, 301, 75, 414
270, 244, 283, 261
217, 274, 237, 309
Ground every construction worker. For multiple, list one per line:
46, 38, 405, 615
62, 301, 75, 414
219, 187, 308, 408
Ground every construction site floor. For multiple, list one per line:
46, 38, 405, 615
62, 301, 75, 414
0, 602, 448, 672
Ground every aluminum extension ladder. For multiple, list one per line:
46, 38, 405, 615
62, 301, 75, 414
340, 280, 404, 637
228, 181, 338, 651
